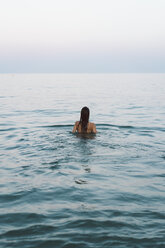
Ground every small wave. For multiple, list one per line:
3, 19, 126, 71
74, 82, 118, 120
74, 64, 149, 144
0, 191, 28, 203
131, 210, 165, 219
38, 123, 134, 130
97, 124, 135, 130
0, 212, 46, 226
97, 124, 165, 132
1, 224, 55, 238
0, 126, 28, 132
0, 127, 17, 132
0, 188, 40, 204
39, 123, 165, 132
43, 160, 62, 169
39, 124, 73, 128
75, 178, 88, 185
63, 218, 135, 230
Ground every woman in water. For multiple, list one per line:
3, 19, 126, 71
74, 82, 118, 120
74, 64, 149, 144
72, 106, 97, 134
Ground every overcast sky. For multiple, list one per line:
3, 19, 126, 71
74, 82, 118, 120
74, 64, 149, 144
0, 0, 165, 73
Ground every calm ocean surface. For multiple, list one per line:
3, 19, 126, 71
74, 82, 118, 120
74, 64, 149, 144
0, 73, 165, 248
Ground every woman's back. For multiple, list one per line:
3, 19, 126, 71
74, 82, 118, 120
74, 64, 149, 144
72, 121, 97, 134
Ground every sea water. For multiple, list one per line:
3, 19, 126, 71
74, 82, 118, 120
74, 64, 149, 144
0, 73, 165, 248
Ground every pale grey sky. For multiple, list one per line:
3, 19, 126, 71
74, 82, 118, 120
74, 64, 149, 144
0, 0, 165, 72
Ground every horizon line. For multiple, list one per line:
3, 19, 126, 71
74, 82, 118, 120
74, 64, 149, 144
0, 72, 165, 74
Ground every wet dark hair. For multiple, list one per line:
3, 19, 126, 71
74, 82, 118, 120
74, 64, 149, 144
79, 106, 90, 132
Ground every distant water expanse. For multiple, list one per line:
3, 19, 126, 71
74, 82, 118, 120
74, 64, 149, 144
0, 73, 165, 248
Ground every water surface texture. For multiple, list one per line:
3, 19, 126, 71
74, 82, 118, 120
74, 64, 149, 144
0, 74, 165, 248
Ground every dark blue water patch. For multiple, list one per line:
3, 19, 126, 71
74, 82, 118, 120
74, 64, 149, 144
0, 191, 27, 204
34, 231, 165, 248
1, 187, 86, 208
61, 218, 136, 231
111, 191, 164, 206
0, 213, 46, 229
130, 210, 165, 220
1, 224, 56, 238
1, 239, 64, 248
0, 188, 51, 206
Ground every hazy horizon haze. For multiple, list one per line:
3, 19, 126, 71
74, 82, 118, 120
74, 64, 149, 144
0, 0, 165, 73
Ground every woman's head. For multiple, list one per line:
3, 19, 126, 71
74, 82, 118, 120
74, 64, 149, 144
80, 106, 89, 121
80, 106, 90, 132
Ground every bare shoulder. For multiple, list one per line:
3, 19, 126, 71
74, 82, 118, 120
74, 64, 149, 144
89, 122, 95, 127
89, 122, 97, 133
75, 121, 80, 126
